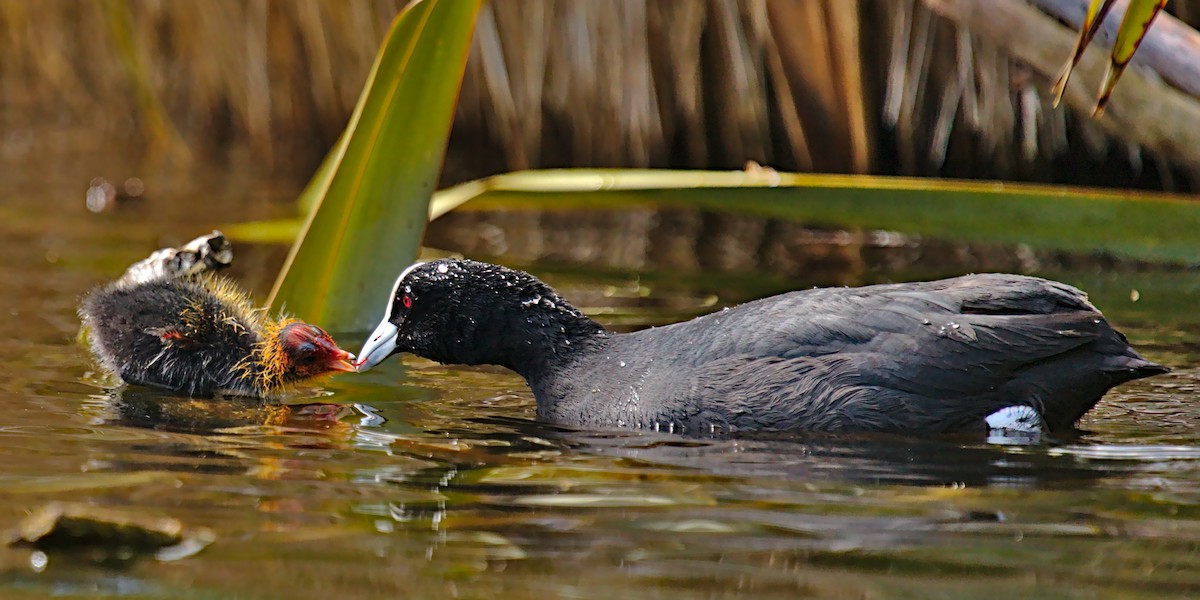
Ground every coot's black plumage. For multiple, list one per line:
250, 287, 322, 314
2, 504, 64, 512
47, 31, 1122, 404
356, 259, 1166, 435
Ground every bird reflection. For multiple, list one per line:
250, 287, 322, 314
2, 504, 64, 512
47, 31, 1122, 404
91, 386, 377, 435
459, 415, 1110, 489
79, 387, 384, 475
98, 387, 292, 434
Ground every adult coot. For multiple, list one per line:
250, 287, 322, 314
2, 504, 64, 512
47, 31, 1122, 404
80, 232, 356, 397
356, 259, 1166, 435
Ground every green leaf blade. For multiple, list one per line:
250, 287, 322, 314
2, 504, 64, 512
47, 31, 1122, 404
433, 168, 1200, 267
269, 0, 482, 331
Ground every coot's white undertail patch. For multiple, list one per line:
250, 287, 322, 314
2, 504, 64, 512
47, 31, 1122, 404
985, 405, 1044, 445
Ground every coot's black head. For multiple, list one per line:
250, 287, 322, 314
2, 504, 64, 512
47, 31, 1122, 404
356, 259, 604, 376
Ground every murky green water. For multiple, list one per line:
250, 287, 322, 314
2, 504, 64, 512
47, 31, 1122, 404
3, 155, 1200, 599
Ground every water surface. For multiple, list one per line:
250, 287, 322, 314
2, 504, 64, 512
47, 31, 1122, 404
1, 155, 1199, 599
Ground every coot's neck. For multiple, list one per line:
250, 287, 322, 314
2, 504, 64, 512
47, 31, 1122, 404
424, 293, 610, 383
487, 299, 609, 382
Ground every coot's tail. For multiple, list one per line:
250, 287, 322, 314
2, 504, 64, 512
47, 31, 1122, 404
1117, 355, 1171, 380
1039, 326, 1168, 431
1101, 327, 1170, 385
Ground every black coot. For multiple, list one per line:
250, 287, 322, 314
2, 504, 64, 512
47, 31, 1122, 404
356, 259, 1166, 435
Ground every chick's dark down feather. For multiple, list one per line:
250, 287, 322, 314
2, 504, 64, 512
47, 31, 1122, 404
80, 276, 263, 397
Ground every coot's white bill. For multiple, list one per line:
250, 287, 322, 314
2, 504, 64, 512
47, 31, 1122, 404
356, 320, 398, 371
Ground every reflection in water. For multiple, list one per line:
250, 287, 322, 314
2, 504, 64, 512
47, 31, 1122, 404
91, 388, 294, 434
5, 161, 1200, 596
426, 208, 1162, 291
98, 387, 366, 431
45, 334, 1200, 597
4, 344, 1198, 598
468, 418, 1110, 488
77, 387, 393, 475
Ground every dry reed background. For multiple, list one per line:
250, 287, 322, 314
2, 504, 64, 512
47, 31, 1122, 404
1, 0, 1197, 189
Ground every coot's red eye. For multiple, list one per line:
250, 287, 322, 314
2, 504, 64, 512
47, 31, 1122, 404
402, 295, 413, 309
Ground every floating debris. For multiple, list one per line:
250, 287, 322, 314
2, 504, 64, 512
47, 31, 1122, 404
118, 230, 232, 285
8, 502, 214, 568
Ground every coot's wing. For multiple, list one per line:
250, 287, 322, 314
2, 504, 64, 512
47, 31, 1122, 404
667, 354, 953, 433
663, 273, 1101, 366
651, 274, 1097, 365
665, 316, 1105, 433
952, 273, 1101, 313
822, 304, 1105, 395
655, 275, 1140, 432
